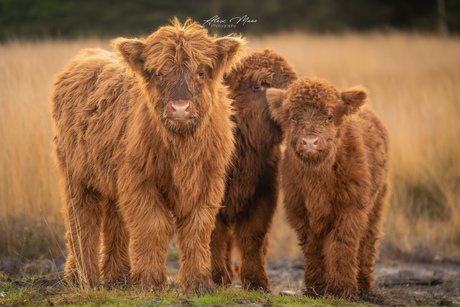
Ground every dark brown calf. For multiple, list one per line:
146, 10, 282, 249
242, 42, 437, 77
210, 49, 298, 291
267, 77, 390, 299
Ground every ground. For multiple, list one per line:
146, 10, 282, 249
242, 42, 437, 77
267, 260, 460, 306
1, 257, 459, 306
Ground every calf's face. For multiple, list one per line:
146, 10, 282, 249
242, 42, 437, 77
267, 77, 367, 164
225, 49, 298, 136
114, 19, 245, 135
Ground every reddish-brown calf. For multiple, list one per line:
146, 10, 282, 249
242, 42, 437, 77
210, 49, 298, 291
267, 77, 389, 299
50, 19, 245, 292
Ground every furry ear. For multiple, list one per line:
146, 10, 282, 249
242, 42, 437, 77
214, 35, 247, 76
113, 38, 146, 75
266, 88, 288, 124
339, 86, 368, 116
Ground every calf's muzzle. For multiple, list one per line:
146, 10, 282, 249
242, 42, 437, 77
164, 99, 196, 121
298, 134, 326, 152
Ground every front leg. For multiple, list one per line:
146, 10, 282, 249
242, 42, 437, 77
323, 209, 369, 300
100, 199, 131, 284
282, 187, 326, 296
233, 191, 277, 292
118, 186, 173, 291
210, 214, 234, 286
175, 203, 220, 292
302, 233, 327, 297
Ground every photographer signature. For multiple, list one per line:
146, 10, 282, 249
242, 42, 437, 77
203, 15, 257, 26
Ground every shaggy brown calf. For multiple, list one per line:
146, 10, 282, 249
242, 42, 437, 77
266, 77, 389, 299
210, 49, 298, 291
50, 19, 245, 291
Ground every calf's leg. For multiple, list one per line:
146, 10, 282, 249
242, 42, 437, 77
118, 187, 173, 290
323, 209, 368, 300
100, 199, 131, 284
176, 204, 219, 292
63, 184, 102, 286
233, 192, 276, 292
210, 214, 234, 286
357, 184, 388, 293
302, 234, 327, 297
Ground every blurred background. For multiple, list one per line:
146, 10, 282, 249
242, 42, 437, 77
1, 0, 460, 39
1, 0, 460, 265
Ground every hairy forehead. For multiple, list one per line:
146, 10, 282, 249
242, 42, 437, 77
142, 26, 216, 73
239, 50, 297, 87
288, 98, 335, 117
288, 78, 340, 109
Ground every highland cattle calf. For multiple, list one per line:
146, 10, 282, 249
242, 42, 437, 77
266, 77, 389, 299
50, 19, 245, 291
210, 49, 298, 291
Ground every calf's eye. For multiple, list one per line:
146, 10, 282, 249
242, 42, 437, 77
252, 84, 267, 92
328, 115, 333, 121
199, 71, 204, 77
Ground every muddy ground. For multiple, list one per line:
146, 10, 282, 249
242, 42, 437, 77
1, 257, 459, 306
266, 260, 460, 306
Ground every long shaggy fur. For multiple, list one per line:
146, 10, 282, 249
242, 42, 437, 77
50, 18, 246, 292
266, 77, 390, 300
210, 49, 298, 291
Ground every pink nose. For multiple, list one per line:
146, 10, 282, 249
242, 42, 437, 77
170, 100, 192, 118
302, 136, 319, 151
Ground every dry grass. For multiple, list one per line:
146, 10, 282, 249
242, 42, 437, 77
1, 33, 459, 262
0, 39, 106, 258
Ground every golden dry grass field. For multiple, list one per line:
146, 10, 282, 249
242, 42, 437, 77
1, 33, 460, 262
